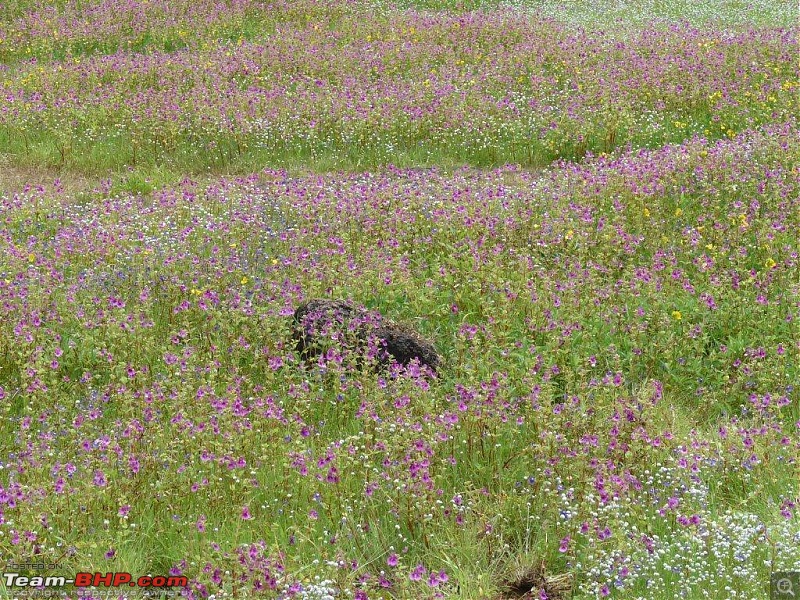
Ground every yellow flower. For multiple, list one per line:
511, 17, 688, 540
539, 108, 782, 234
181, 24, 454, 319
674, 208, 683, 217
241, 277, 248, 285
271, 259, 278, 265
672, 311, 682, 321
765, 258, 776, 269
643, 208, 650, 217
28, 253, 35, 262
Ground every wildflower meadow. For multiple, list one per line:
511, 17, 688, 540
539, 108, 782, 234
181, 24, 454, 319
0, 1, 798, 599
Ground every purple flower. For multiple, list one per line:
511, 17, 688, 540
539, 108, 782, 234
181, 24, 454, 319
93, 470, 107, 487
409, 564, 427, 582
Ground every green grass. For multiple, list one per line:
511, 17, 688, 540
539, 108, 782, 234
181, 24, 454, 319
1, 0, 795, 178
0, 2, 798, 599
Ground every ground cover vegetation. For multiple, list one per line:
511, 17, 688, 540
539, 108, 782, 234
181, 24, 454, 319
0, 1, 798, 599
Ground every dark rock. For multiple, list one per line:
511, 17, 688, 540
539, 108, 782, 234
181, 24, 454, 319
292, 299, 368, 359
373, 324, 440, 372
292, 299, 439, 373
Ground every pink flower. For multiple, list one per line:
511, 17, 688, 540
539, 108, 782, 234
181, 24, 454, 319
93, 470, 107, 487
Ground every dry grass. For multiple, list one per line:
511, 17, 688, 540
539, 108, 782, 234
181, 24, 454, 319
0, 163, 94, 196
500, 561, 573, 600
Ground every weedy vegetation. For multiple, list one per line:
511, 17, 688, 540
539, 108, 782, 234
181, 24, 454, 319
0, 1, 798, 599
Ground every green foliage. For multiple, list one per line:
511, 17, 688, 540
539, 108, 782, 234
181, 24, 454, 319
0, 2, 797, 599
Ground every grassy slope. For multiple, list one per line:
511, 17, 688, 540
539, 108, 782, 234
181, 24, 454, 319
0, 1, 796, 182
0, 2, 798, 599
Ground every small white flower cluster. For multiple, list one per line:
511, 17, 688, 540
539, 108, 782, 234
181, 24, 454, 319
569, 459, 800, 598
295, 577, 338, 600
501, 0, 797, 31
